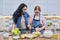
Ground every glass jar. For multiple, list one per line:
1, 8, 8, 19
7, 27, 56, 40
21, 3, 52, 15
43, 28, 53, 38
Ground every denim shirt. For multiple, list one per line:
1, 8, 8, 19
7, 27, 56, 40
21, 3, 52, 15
16, 12, 29, 29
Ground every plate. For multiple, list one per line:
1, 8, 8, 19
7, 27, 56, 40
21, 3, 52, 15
26, 34, 34, 38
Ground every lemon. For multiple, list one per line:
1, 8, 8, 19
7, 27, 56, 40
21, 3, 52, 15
21, 34, 26, 38
32, 31, 41, 37
11, 28, 21, 36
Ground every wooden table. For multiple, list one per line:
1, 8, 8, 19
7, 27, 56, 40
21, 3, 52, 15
0, 35, 59, 40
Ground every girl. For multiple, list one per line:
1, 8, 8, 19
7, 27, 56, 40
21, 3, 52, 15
12, 3, 30, 31
31, 6, 46, 33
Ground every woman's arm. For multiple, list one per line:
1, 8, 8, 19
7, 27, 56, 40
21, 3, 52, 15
12, 24, 16, 29
27, 17, 32, 29
26, 13, 33, 29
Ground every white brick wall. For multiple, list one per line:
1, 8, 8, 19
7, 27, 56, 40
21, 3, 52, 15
0, 0, 60, 16
0, 16, 60, 31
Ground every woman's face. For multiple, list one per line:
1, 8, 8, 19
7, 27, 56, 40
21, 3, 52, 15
22, 6, 27, 13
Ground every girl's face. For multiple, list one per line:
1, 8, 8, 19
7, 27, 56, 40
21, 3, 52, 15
34, 6, 41, 15
22, 6, 27, 13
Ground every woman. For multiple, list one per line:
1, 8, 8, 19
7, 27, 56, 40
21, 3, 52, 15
12, 3, 30, 31
31, 6, 46, 33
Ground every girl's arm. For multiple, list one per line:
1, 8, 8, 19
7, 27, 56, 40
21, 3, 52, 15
39, 16, 46, 30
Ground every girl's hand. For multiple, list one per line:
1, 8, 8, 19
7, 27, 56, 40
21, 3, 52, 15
35, 27, 43, 31
35, 27, 40, 31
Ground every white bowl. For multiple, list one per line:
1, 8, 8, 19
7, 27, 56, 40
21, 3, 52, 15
3, 32, 9, 38
13, 36, 20, 39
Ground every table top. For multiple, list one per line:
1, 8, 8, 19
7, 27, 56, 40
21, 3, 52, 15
0, 31, 60, 40
0, 34, 59, 40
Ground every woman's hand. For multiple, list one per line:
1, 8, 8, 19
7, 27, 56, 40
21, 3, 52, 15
12, 24, 16, 29
27, 24, 32, 30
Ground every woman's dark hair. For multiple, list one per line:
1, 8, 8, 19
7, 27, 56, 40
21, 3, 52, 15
13, 3, 27, 24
